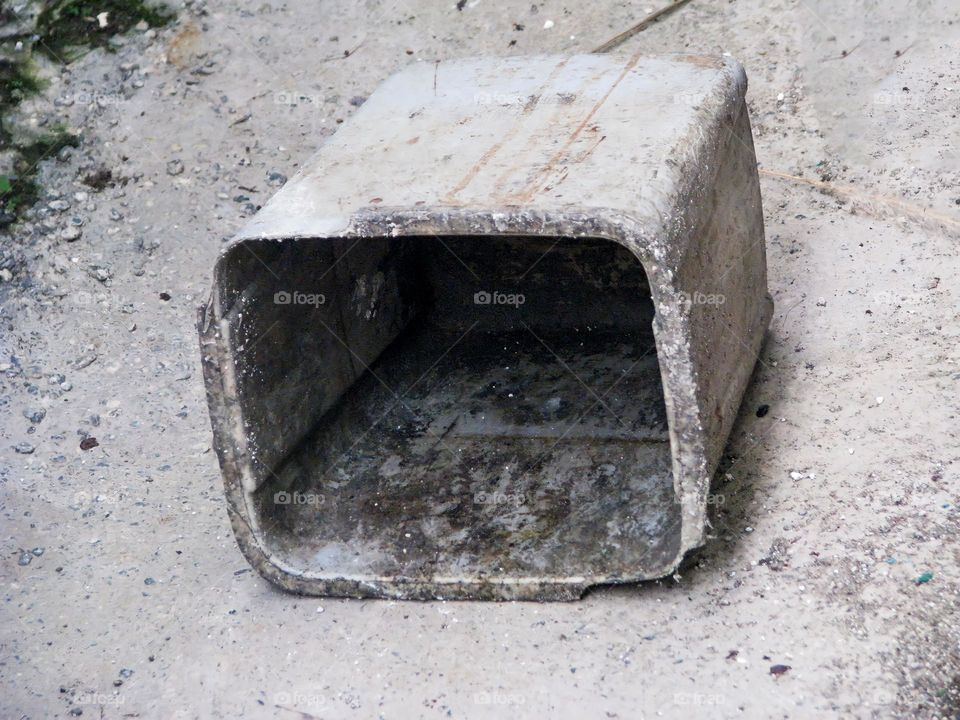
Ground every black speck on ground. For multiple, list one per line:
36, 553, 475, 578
82, 167, 114, 191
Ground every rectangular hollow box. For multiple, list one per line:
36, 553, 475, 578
198, 53, 773, 600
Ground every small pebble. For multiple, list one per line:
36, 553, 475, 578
73, 353, 98, 369
166, 159, 185, 176
23, 407, 46, 424
61, 226, 82, 242
14, 442, 35, 454
86, 265, 113, 283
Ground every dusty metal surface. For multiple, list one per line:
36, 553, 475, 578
197, 52, 772, 600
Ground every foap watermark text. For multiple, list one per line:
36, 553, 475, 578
474, 290, 525, 307
274, 290, 326, 307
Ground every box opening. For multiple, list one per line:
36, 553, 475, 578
226, 235, 680, 589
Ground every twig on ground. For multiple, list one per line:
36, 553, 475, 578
894, 42, 915, 58
820, 41, 862, 61
759, 168, 960, 238
592, 0, 694, 53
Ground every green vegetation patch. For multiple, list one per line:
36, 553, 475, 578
36, 0, 175, 59
0, 57, 44, 113
0, 1, 174, 224
1, 128, 79, 225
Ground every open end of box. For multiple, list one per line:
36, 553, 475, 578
223, 234, 681, 595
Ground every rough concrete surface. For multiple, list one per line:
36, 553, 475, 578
1, 1, 959, 718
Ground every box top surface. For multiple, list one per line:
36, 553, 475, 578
234, 53, 746, 242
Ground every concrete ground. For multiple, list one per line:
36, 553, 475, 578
2, 0, 959, 718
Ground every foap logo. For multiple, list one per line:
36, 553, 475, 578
674, 692, 726, 706
274, 90, 326, 106
673, 91, 708, 106
674, 493, 725, 507
274, 90, 332, 136
474, 91, 525, 106
70, 490, 120, 508
872, 90, 924, 109
58, 91, 126, 107
72, 292, 133, 313
474, 491, 526, 507
73, 291, 97, 307
678, 290, 725, 311
274, 491, 325, 506
274, 290, 326, 307
474, 691, 525, 706
873, 290, 926, 307
474, 290, 525, 307
475, 92, 574, 108
74, 692, 125, 707
273, 691, 326, 709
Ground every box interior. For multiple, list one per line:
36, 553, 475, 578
229, 235, 681, 585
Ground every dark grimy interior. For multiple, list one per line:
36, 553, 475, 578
233, 235, 680, 584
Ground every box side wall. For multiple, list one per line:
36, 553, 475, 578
211, 238, 420, 492
677, 100, 772, 485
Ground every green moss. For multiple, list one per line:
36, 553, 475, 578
0, 128, 79, 224
0, 57, 50, 223
0, 1, 175, 225
36, 0, 175, 60
0, 58, 45, 111
16, 129, 79, 171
